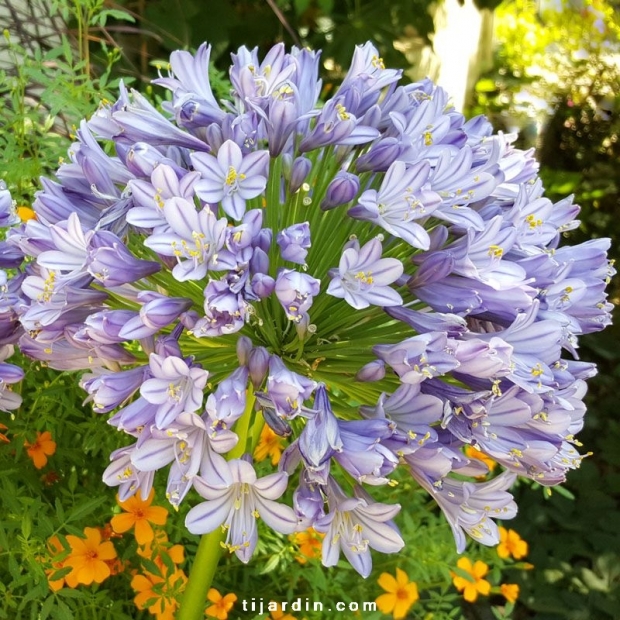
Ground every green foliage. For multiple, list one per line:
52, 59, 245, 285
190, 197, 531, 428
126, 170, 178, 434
139, 0, 435, 84
0, 4, 130, 205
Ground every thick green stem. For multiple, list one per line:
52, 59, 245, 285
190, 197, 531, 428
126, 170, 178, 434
176, 529, 224, 620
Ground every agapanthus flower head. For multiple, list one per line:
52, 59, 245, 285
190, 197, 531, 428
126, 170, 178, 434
7, 39, 613, 577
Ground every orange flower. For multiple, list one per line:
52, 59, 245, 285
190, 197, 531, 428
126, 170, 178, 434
500, 583, 520, 604
451, 558, 491, 603
131, 567, 187, 620
110, 489, 168, 545
24, 431, 56, 469
205, 588, 237, 620
269, 602, 297, 620
0, 423, 9, 443
254, 424, 286, 465
290, 528, 324, 564
497, 527, 528, 560
376, 568, 419, 619
464, 445, 497, 476
64, 527, 117, 586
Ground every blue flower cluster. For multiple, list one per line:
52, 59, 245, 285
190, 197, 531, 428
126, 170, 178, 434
0, 42, 614, 577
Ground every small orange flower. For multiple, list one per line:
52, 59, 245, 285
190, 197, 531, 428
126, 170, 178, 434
500, 583, 520, 604
64, 527, 117, 586
376, 568, 419, 619
290, 528, 324, 564
497, 527, 528, 560
205, 588, 237, 619
254, 424, 286, 465
110, 489, 168, 545
269, 602, 297, 620
0, 423, 9, 443
131, 567, 187, 620
24, 431, 56, 469
451, 557, 491, 603
464, 445, 497, 476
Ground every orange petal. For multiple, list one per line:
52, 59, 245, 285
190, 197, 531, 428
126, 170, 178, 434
377, 571, 398, 593
145, 505, 168, 526
30, 451, 48, 469
91, 560, 111, 584
134, 519, 155, 545
393, 597, 414, 619
463, 584, 478, 603
477, 579, 491, 596
131, 574, 154, 593
110, 513, 136, 534
395, 567, 409, 587
98, 541, 117, 561
375, 593, 396, 614
207, 588, 222, 603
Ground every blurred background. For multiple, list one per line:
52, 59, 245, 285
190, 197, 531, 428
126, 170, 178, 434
1, 1, 619, 618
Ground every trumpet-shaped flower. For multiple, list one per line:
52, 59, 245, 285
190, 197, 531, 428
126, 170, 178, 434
348, 160, 441, 249
192, 140, 269, 220
327, 237, 403, 309
313, 481, 404, 577
140, 353, 209, 428
185, 453, 299, 562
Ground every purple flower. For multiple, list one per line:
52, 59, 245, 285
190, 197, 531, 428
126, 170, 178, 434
154, 42, 226, 129
263, 356, 316, 419
0, 345, 24, 412
205, 366, 249, 424
185, 453, 299, 562
144, 197, 233, 281
415, 471, 518, 552
327, 237, 403, 309
191, 279, 247, 337
103, 445, 154, 502
274, 269, 320, 322
314, 480, 404, 577
298, 384, 343, 483
349, 160, 441, 250
373, 332, 460, 384
140, 352, 209, 428
299, 97, 379, 152
81, 365, 149, 413
192, 140, 269, 220
0, 182, 19, 228
88, 230, 160, 287
277, 222, 311, 264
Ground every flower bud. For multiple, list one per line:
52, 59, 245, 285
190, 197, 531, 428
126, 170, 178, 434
236, 335, 253, 366
290, 156, 312, 193
320, 171, 360, 211
356, 359, 386, 382
248, 346, 270, 389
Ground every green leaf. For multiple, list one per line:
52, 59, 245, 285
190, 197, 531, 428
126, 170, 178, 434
65, 496, 107, 523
